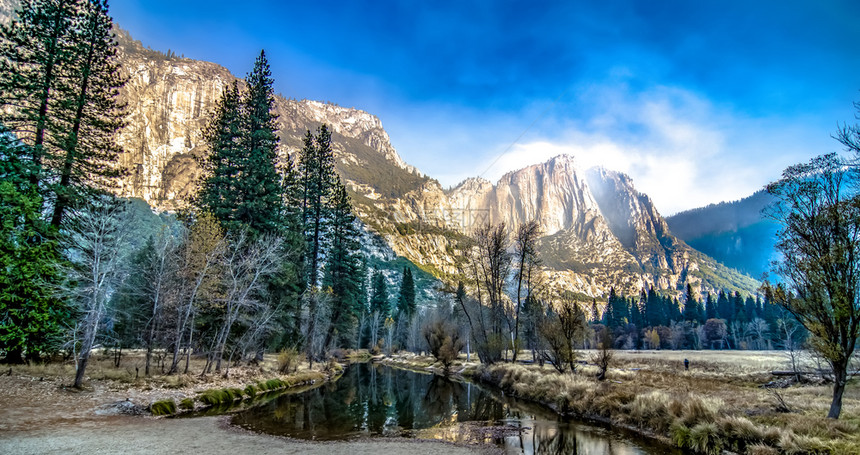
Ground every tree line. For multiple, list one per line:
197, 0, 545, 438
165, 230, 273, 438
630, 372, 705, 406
0, 0, 422, 383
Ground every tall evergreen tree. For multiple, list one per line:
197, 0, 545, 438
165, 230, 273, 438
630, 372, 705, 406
682, 283, 699, 322
0, 178, 67, 363
322, 177, 364, 350
396, 266, 416, 318
300, 125, 336, 288
49, 0, 127, 228
705, 292, 717, 320
603, 287, 618, 328
0, 0, 127, 228
370, 271, 389, 317
197, 81, 242, 230
0, 0, 79, 187
645, 286, 664, 327
717, 290, 732, 321
236, 50, 282, 236
733, 291, 748, 323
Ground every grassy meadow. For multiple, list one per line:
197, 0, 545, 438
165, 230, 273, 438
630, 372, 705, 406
385, 349, 859, 454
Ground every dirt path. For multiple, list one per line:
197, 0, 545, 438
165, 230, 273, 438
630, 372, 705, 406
0, 373, 489, 455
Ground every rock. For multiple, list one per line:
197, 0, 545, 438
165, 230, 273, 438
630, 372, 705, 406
95, 399, 146, 416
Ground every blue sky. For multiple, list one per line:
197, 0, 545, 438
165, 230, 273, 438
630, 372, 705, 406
111, 0, 860, 214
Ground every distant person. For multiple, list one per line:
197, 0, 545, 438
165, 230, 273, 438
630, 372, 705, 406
684, 358, 690, 371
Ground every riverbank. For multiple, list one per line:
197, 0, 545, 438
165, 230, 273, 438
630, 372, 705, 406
380, 350, 860, 454
0, 354, 490, 455
0, 414, 487, 455
0, 352, 337, 429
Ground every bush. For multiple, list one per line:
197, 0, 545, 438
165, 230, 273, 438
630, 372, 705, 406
277, 348, 299, 374
689, 422, 723, 455
422, 319, 464, 374
150, 399, 176, 416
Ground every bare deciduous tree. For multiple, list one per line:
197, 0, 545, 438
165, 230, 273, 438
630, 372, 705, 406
59, 197, 131, 388
206, 231, 283, 375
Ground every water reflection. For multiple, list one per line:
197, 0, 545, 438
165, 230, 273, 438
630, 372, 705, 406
231, 363, 677, 454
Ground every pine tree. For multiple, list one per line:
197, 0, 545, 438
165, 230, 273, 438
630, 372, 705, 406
0, 0, 127, 228
300, 125, 336, 288
298, 125, 336, 358
236, 50, 282, 236
645, 286, 664, 327
197, 81, 242, 230
0, 179, 67, 363
0, 0, 79, 187
717, 290, 732, 321
397, 266, 416, 318
733, 291, 748, 323
603, 287, 618, 328
682, 283, 699, 322
370, 271, 389, 317
49, 0, 127, 228
322, 177, 364, 350
705, 292, 717, 319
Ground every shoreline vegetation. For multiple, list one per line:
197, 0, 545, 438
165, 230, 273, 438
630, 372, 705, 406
1, 349, 857, 454
0, 349, 346, 429
379, 350, 860, 455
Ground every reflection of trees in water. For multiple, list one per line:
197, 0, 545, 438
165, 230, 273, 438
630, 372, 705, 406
420, 376, 461, 425
235, 365, 653, 454
519, 423, 629, 455
467, 387, 506, 421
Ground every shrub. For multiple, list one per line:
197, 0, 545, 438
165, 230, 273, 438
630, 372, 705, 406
265, 378, 286, 390
689, 422, 723, 455
150, 399, 176, 416
277, 348, 300, 374
226, 388, 244, 401
670, 421, 691, 448
718, 416, 766, 452
626, 391, 671, 431
677, 395, 722, 427
422, 319, 465, 374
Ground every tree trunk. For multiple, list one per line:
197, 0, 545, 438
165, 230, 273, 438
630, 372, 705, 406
74, 325, 96, 388
2, 347, 27, 364
827, 364, 847, 419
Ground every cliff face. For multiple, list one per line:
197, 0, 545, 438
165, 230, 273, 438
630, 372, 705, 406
113, 30, 423, 211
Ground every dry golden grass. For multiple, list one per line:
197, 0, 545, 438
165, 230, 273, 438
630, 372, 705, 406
409, 349, 860, 455
6, 349, 339, 415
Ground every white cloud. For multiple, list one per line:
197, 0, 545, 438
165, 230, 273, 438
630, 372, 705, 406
466, 85, 825, 215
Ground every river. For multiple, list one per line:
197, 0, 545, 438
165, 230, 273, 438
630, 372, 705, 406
231, 363, 678, 454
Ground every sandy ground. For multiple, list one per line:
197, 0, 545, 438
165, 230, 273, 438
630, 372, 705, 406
0, 372, 488, 455
0, 416, 486, 455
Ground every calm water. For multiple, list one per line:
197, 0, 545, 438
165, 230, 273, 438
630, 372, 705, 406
231, 363, 678, 454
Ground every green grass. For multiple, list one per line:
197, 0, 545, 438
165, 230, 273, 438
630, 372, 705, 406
179, 397, 195, 410
150, 399, 176, 416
